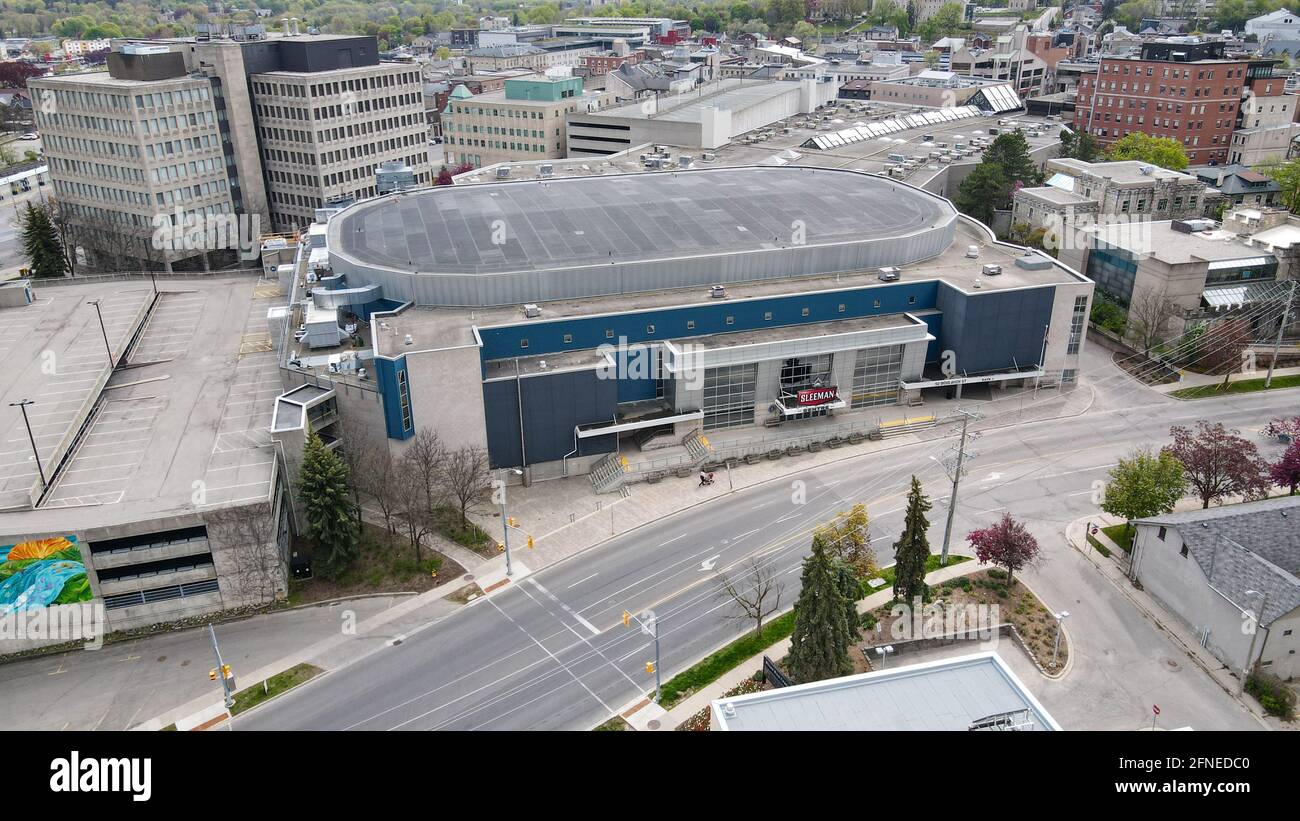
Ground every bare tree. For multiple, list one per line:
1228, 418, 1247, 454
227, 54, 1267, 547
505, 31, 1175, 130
403, 427, 446, 514
205, 501, 286, 604
441, 445, 491, 529
1127, 287, 1180, 354
717, 555, 785, 638
357, 444, 401, 536
393, 460, 435, 562
336, 415, 380, 529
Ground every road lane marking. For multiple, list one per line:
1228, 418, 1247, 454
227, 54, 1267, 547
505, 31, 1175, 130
566, 573, 598, 590
658, 534, 685, 546
529, 579, 600, 636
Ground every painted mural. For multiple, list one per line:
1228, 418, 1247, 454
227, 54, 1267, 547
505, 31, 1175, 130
0, 535, 92, 615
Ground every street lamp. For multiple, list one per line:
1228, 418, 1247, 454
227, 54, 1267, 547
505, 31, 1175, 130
1051, 610, 1070, 669
1238, 589, 1268, 695
87, 299, 113, 366
498, 467, 523, 577
8, 399, 46, 490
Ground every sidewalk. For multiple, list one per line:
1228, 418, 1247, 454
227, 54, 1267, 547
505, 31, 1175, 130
627, 559, 990, 731
470, 382, 1095, 580
1063, 515, 1286, 731
134, 570, 474, 731
1150, 364, 1300, 395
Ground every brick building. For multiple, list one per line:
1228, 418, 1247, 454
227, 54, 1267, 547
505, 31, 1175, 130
1073, 40, 1247, 166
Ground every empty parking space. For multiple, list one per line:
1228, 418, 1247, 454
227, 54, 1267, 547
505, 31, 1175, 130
203, 284, 280, 507
43, 396, 166, 507
0, 289, 152, 507
129, 292, 206, 363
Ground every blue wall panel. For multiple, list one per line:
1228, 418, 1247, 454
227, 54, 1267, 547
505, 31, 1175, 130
936, 282, 1054, 374
373, 355, 413, 440
483, 370, 619, 468
477, 281, 941, 362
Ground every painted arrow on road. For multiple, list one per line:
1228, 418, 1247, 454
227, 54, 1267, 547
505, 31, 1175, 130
700, 555, 721, 571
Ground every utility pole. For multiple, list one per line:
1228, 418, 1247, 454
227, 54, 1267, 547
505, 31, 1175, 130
1264, 279, 1296, 389
624, 608, 662, 702
87, 299, 113, 366
1238, 589, 1268, 696
9, 399, 46, 490
208, 623, 235, 712
939, 409, 980, 566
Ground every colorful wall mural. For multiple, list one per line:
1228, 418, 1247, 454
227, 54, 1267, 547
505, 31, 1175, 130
0, 535, 92, 615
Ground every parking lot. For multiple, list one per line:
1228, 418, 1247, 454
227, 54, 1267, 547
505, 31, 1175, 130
0, 288, 152, 509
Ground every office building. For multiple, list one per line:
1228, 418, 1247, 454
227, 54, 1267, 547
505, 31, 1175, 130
1073, 39, 1248, 165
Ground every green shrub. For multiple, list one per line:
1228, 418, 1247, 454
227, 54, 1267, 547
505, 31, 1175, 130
1246, 670, 1296, 720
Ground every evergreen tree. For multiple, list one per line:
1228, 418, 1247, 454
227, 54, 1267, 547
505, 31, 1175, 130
834, 561, 861, 638
953, 162, 1007, 226
298, 433, 359, 578
787, 534, 854, 684
891, 475, 933, 602
20, 203, 68, 279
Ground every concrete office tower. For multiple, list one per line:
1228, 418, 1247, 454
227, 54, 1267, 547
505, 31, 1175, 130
33, 32, 434, 272
245, 36, 432, 231
30, 46, 242, 272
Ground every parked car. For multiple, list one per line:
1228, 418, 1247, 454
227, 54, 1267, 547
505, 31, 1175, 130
21, 132, 37, 140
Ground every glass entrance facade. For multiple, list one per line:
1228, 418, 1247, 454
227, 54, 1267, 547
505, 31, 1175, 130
851, 345, 903, 408
703, 363, 758, 430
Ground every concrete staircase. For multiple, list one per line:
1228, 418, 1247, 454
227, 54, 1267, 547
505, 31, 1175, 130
589, 452, 631, 493
874, 414, 937, 439
683, 429, 715, 466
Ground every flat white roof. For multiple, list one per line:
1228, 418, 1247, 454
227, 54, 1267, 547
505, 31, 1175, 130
711, 651, 1060, 731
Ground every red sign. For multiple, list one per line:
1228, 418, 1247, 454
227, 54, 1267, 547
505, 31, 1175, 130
797, 386, 838, 406
1152, 705, 1160, 715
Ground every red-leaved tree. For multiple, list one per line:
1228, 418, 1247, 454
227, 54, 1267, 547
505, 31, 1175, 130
1270, 440, 1300, 496
1164, 421, 1270, 508
435, 166, 454, 186
967, 513, 1041, 587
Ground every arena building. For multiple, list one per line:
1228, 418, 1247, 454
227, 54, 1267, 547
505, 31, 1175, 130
287, 165, 1093, 488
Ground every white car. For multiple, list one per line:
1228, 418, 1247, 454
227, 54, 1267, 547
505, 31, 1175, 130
21, 132, 37, 140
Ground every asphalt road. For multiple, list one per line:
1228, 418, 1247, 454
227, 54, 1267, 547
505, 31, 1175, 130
238, 349, 1288, 731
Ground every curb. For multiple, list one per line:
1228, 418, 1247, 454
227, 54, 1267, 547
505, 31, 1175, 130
531, 388, 1096, 586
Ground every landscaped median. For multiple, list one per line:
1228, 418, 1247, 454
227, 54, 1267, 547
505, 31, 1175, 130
652, 555, 974, 715
228, 663, 324, 717
1169, 373, 1300, 399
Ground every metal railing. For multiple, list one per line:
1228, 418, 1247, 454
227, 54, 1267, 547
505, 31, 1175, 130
31, 267, 263, 287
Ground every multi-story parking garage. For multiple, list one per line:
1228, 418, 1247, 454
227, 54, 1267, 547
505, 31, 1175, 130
296, 165, 1093, 485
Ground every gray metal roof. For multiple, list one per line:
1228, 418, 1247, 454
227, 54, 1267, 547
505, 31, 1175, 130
328, 167, 958, 307
712, 652, 1059, 731
1138, 496, 1300, 625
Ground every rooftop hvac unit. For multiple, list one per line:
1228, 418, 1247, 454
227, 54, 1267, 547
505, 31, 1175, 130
877, 266, 901, 281
523, 303, 541, 318
496, 166, 511, 179
539, 163, 554, 177
701, 152, 717, 162
708, 285, 727, 299
982, 264, 1002, 276
966, 245, 980, 259
679, 155, 694, 168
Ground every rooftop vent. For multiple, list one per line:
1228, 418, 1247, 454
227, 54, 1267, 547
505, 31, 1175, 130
404, 334, 413, 346
1014, 254, 1053, 271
